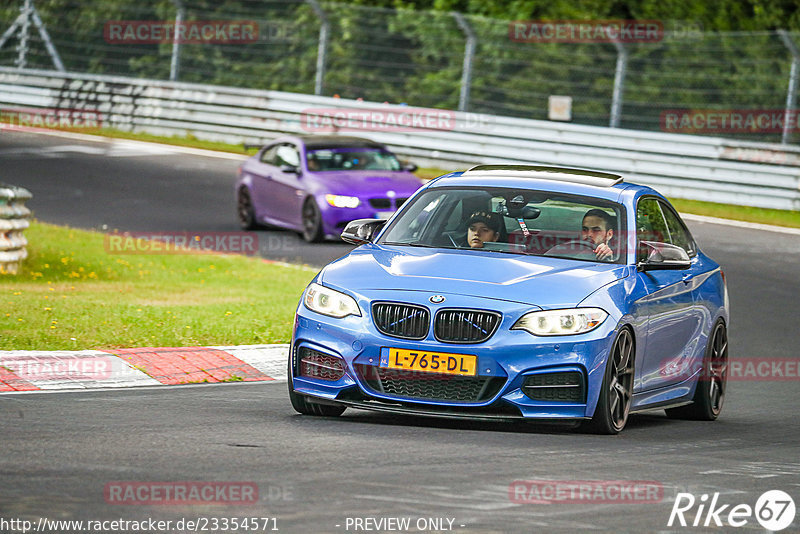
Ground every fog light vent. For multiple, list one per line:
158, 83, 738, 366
298, 347, 345, 381
522, 371, 584, 402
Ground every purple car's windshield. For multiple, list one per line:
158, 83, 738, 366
306, 148, 402, 171
378, 187, 627, 263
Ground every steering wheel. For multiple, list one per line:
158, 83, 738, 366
544, 239, 598, 257
557, 239, 597, 251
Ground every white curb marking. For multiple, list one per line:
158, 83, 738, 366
211, 344, 289, 381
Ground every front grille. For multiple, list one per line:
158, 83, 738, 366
372, 302, 429, 340
356, 364, 504, 403
434, 309, 502, 344
298, 347, 345, 381
522, 372, 585, 402
396, 197, 409, 208
369, 198, 391, 209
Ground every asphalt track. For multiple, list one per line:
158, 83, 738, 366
2, 131, 800, 533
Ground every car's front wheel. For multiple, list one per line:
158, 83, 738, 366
584, 328, 634, 435
237, 188, 258, 230
666, 320, 728, 421
287, 359, 346, 417
301, 198, 324, 243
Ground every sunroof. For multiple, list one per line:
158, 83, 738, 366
463, 165, 624, 187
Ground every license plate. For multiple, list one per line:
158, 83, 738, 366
375, 211, 394, 220
381, 348, 477, 376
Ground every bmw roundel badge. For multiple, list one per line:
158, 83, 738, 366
429, 295, 445, 304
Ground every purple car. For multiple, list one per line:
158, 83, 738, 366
236, 136, 423, 242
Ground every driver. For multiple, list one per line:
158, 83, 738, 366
466, 211, 502, 249
581, 209, 615, 261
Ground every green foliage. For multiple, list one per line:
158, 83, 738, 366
2, 1, 799, 140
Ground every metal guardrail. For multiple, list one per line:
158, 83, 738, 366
0, 182, 32, 275
1, 67, 799, 210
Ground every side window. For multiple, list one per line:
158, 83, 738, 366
636, 197, 669, 261
275, 144, 300, 168
401, 193, 446, 241
659, 201, 696, 256
442, 200, 463, 234
259, 144, 279, 164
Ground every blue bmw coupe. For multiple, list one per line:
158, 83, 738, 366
288, 165, 729, 434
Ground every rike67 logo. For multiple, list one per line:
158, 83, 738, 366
668, 490, 796, 531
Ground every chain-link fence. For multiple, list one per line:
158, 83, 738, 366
2, 0, 799, 144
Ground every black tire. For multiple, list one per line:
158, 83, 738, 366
301, 198, 324, 243
237, 188, 258, 230
665, 320, 728, 421
287, 359, 346, 417
583, 328, 635, 435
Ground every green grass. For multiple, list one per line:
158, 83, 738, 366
27, 126, 800, 227
0, 222, 316, 350
668, 198, 800, 228
69, 127, 257, 155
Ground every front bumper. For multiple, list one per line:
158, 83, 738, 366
290, 291, 619, 420
317, 200, 396, 238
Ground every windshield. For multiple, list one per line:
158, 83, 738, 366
378, 186, 627, 263
306, 147, 402, 171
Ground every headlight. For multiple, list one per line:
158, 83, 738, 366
303, 283, 361, 318
326, 194, 360, 208
511, 308, 607, 336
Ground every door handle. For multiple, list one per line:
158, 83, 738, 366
682, 273, 694, 284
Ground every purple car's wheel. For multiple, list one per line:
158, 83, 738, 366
301, 198, 324, 243
666, 320, 728, 421
584, 327, 634, 434
237, 188, 257, 230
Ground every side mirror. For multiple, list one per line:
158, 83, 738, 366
403, 162, 418, 173
637, 241, 691, 271
341, 218, 387, 245
280, 164, 300, 175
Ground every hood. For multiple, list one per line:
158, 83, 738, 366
320, 244, 629, 308
307, 170, 423, 197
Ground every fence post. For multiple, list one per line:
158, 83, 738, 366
0, 183, 32, 275
307, 0, 329, 96
778, 30, 799, 145
170, 0, 184, 81
452, 12, 476, 112
0, 0, 64, 71
15, 0, 31, 69
609, 40, 627, 128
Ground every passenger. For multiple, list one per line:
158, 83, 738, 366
581, 208, 615, 261
466, 210, 503, 249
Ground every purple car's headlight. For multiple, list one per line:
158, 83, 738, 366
325, 194, 360, 208
511, 308, 608, 336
